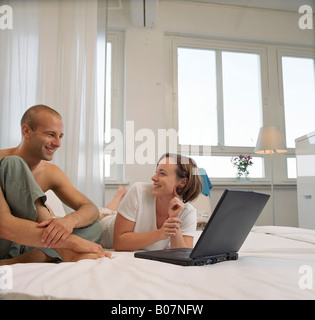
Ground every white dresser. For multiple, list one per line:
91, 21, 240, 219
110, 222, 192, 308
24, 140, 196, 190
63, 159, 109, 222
295, 131, 315, 229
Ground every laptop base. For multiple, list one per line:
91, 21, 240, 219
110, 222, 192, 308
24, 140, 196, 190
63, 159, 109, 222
134, 249, 238, 266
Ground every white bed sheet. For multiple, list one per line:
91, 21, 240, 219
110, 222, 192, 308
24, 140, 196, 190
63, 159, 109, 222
1, 226, 315, 300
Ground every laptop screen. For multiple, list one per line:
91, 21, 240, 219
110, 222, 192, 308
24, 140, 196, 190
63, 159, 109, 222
191, 189, 270, 258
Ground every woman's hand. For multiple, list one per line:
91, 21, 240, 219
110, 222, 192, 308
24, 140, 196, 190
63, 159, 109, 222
168, 187, 185, 218
158, 217, 182, 240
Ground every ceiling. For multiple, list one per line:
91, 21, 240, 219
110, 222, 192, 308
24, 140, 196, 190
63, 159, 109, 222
161, 0, 315, 13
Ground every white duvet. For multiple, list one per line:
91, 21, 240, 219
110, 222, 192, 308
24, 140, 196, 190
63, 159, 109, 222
1, 226, 315, 300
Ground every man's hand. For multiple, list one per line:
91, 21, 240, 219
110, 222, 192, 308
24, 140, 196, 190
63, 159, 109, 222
67, 235, 111, 258
37, 216, 75, 247
38, 219, 112, 259
58, 233, 112, 259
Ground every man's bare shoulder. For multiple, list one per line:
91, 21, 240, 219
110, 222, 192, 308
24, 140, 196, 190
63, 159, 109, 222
36, 160, 64, 177
0, 148, 18, 160
34, 161, 67, 192
40, 161, 63, 174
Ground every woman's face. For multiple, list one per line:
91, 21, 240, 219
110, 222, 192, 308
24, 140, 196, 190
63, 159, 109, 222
151, 157, 180, 198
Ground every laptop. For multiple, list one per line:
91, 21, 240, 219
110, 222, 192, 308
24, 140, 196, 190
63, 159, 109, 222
134, 189, 270, 266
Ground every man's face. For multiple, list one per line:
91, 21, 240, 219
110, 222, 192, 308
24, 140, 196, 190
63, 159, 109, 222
27, 111, 64, 161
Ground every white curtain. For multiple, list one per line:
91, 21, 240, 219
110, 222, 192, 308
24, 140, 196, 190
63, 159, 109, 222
0, 0, 107, 206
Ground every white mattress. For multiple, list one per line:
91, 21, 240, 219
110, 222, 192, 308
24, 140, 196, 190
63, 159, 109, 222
1, 226, 315, 300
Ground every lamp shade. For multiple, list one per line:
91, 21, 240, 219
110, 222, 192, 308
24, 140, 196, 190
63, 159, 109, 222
255, 126, 288, 154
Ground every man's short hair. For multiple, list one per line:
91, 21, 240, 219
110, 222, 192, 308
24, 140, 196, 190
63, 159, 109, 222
20, 105, 62, 131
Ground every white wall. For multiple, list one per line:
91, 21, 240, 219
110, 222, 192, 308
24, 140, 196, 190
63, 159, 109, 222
105, 0, 314, 227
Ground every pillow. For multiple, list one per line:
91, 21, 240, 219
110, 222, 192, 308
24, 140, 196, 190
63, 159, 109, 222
191, 193, 212, 230
196, 209, 209, 231
45, 190, 66, 217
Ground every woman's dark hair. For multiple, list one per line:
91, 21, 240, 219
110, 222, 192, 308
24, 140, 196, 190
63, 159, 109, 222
157, 153, 202, 203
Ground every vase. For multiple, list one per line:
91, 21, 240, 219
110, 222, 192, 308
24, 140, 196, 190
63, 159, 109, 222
235, 173, 250, 183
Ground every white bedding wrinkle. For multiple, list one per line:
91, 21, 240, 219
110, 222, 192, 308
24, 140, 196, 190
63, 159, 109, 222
251, 226, 315, 245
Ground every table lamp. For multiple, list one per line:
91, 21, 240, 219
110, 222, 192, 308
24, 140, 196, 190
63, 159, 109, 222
255, 126, 288, 225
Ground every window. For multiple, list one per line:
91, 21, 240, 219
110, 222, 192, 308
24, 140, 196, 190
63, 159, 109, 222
97, 31, 125, 182
175, 40, 265, 180
178, 48, 217, 146
280, 53, 315, 179
97, 40, 112, 178
287, 158, 297, 179
178, 48, 262, 148
282, 56, 315, 148
188, 155, 264, 179
222, 51, 262, 147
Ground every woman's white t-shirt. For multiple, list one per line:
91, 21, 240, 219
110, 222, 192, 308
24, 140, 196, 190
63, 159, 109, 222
99, 182, 197, 250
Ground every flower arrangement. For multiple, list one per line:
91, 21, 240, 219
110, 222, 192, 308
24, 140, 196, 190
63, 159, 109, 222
231, 155, 253, 178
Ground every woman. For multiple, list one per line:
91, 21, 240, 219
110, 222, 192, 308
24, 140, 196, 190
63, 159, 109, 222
99, 153, 202, 251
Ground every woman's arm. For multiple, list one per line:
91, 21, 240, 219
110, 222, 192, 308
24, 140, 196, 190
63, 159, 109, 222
170, 229, 193, 248
113, 213, 182, 251
168, 190, 194, 249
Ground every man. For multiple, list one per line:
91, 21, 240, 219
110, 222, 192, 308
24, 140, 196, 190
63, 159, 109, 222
0, 105, 111, 264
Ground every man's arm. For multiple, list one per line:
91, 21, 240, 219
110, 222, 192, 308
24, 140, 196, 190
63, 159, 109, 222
0, 187, 48, 247
38, 164, 99, 247
50, 164, 99, 227
0, 187, 104, 254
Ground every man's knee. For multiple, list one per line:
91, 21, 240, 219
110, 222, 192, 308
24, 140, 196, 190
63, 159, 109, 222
0, 155, 45, 221
0, 156, 30, 187
0, 155, 28, 171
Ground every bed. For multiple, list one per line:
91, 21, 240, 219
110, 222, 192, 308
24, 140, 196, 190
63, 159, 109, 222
0, 192, 315, 300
